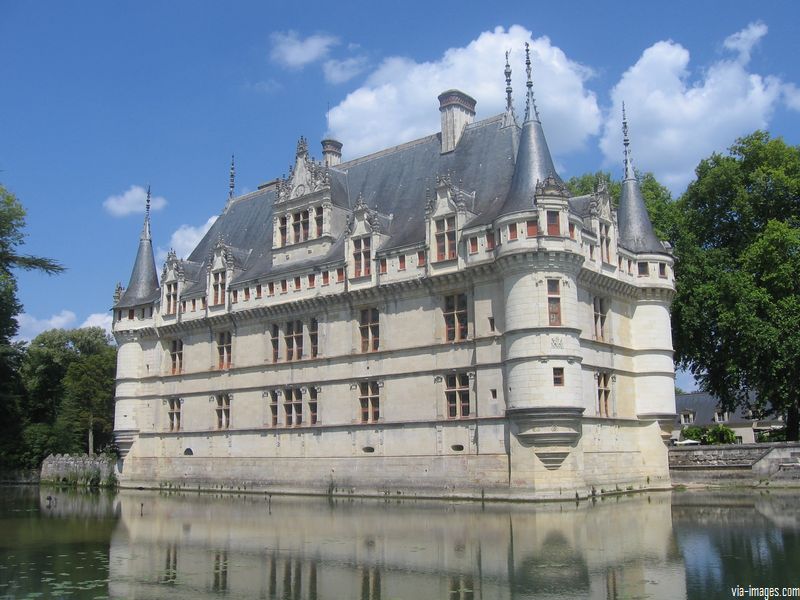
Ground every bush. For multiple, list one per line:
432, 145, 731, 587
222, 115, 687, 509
681, 424, 737, 445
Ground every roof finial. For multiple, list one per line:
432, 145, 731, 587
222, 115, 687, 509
622, 102, 634, 180
229, 154, 235, 200
523, 42, 539, 123
504, 50, 513, 111
145, 184, 151, 220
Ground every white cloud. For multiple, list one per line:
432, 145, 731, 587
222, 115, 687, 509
323, 56, 368, 84
103, 185, 167, 217
15, 309, 77, 341
326, 25, 601, 160
783, 83, 800, 111
80, 312, 113, 335
270, 31, 338, 69
723, 20, 768, 63
599, 23, 786, 193
156, 216, 218, 263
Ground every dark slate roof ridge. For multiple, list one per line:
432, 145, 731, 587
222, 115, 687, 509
337, 113, 505, 171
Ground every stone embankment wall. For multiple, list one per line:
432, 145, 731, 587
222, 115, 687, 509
669, 443, 800, 485
40, 454, 116, 487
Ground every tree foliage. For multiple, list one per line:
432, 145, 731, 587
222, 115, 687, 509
671, 131, 800, 439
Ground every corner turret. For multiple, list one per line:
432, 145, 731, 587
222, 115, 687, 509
115, 186, 160, 309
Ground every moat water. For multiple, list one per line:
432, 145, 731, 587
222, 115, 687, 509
1, 486, 799, 600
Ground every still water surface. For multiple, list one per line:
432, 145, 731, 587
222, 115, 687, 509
0, 486, 798, 599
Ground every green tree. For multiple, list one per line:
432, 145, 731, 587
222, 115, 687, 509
0, 186, 65, 470
59, 347, 117, 455
672, 132, 800, 439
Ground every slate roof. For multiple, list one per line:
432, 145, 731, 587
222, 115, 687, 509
618, 176, 667, 254
675, 392, 757, 426
116, 219, 160, 308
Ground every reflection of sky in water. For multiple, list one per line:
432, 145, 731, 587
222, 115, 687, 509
1, 487, 799, 599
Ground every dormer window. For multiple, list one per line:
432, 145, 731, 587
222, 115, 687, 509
279, 216, 287, 247
212, 271, 226, 305
599, 223, 611, 263
353, 236, 371, 277
315, 206, 323, 236
680, 411, 695, 425
165, 282, 178, 315
435, 216, 456, 261
292, 210, 310, 243
547, 211, 560, 236
714, 410, 728, 423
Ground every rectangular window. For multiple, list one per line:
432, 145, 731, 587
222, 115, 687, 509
444, 293, 468, 341
309, 388, 318, 425
337, 267, 345, 282
300, 210, 309, 242
526, 220, 539, 237
627, 259, 633, 275
309, 318, 319, 358
244, 287, 250, 301
167, 398, 181, 431
445, 373, 470, 418
308, 274, 315, 288
553, 367, 564, 386
213, 272, 226, 305
216, 394, 231, 429
659, 263, 667, 278
435, 216, 457, 261
589, 244, 595, 261
322, 271, 330, 286
170, 339, 183, 375
201, 297, 207, 309
547, 279, 561, 326
268, 282, 275, 296
359, 381, 380, 423
294, 276, 301, 291
285, 320, 303, 361
715, 410, 728, 423
315, 206, 323, 237
417, 250, 426, 266
469, 236, 478, 254
181, 300, 186, 313
231, 289, 238, 304
569, 223, 575, 239
292, 212, 301, 243
269, 391, 279, 426
547, 211, 560, 236
597, 372, 610, 417
281, 279, 288, 293
638, 262, 649, 277
279, 216, 287, 247
360, 308, 379, 352
353, 237, 371, 277
271, 324, 280, 363
165, 282, 178, 315
284, 387, 302, 426
217, 331, 232, 369
256, 284, 262, 299
488, 316, 495, 332
593, 297, 608, 341
600, 223, 611, 263
191, 299, 196, 312
486, 231, 496, 250
398, 255, 406, 270
379, 258, 387, 274
508, 223, 518, 241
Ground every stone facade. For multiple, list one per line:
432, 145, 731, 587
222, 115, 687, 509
40, 454, 116, 487
112, 56, 676, 500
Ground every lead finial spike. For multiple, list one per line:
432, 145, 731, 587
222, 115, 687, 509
229, 154, 235, 199
504, 50, 513, 111
145, 185, 151, 219
622, 102, 634, 180
523, 42, 539, 123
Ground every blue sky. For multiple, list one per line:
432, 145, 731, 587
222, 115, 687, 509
2, 1, 799, 391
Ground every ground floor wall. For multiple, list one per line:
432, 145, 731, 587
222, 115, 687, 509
117, 417, 671, 500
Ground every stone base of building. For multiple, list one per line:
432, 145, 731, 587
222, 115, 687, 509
116, 418, 671, 501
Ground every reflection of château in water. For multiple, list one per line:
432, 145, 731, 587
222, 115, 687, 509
104, 491, 688, 599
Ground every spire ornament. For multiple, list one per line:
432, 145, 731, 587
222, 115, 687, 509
145, 185, 151, 220
622, 102, 634, 181
523, 42, 540, 123
229, 154, 236, 200
504, 50, 513, 111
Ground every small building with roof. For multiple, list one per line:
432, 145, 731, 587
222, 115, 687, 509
673, 391, 784, 444
111, 47, 677, 500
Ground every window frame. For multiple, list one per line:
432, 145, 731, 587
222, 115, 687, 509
444, 293, 468, 342
359, 381, 380, 423
445, 373, 471, 419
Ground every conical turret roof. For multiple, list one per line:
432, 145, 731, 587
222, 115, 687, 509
116, 191, 160, 308
502, 43, 561, 213
617, 106, 666, 255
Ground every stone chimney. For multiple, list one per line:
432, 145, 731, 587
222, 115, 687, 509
438, 90, 476, 153
321, 139, 343, 167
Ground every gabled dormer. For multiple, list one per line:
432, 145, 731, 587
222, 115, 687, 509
425, 173, 476, 271
160, 249, 184, 318
345, 194, 390, 288
272, 137, 341, 266
585, 178, 616, 266
207, 238, 236, 311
